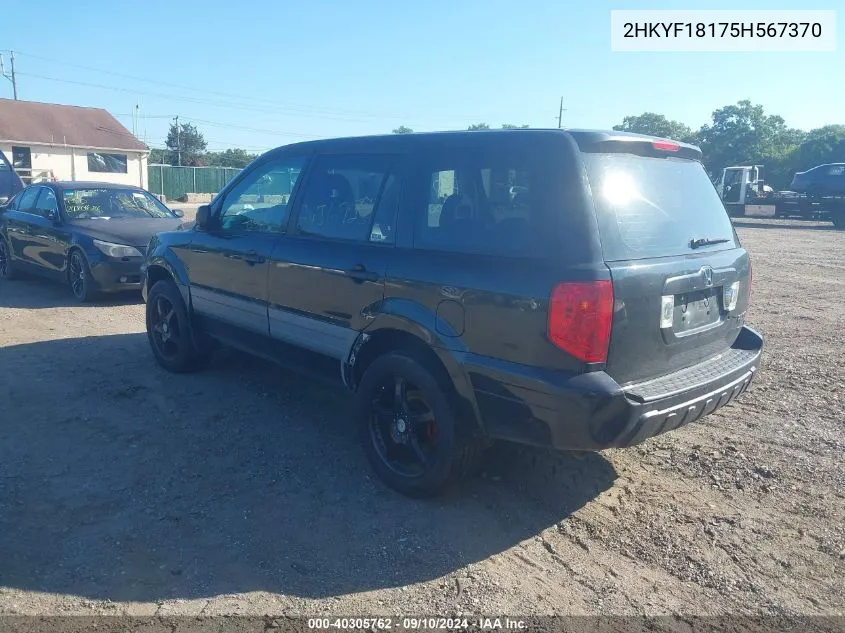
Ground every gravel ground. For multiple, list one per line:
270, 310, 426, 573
0, 218, 842, 621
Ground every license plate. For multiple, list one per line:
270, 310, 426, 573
674, 288, 720, 333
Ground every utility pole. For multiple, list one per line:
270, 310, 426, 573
174, 115, 181, 166
557, 97, 566, 129
0, 51, 18, 100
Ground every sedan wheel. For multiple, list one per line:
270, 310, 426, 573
0, 239, 15, 280
68, 251, 95, 302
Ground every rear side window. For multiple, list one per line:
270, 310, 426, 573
15, 187, 39, 213
583, 153, 738, 261
413, 147, 549, 257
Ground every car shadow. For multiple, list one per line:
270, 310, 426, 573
732, 219, 838, 231
0, 333, 618, 603
0, 276, 143, 308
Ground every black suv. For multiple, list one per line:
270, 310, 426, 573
142, 129, 763, 497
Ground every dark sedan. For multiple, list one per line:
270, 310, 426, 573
0, 182, 184, 302
790, 163, 845, 196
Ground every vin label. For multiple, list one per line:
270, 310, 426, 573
611, 10, 836, 52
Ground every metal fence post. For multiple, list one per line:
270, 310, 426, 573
192, 167, 197, 193
160, 164, 164, 196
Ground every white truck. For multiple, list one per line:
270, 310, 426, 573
716, 165, 845, 229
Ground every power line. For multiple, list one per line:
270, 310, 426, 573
15, 71, 381, 123
12, 51, 492, 122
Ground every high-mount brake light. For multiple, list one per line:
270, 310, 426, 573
652, 140, 680, 152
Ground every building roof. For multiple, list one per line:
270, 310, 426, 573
0, 98, 148, 152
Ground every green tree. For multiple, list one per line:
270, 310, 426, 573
468, 123, 490, 130
148, 148, 168, 164
612, 112, 694, 143
789, 125, 845, 173
165, 122, 207, 166
392, 125, 414, 134
501, 123, 530, 129
695, 100, 804, 186
204, 148, 259, 168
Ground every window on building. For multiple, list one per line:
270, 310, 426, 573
12, 146, 32, 184
87, 152, 128, 174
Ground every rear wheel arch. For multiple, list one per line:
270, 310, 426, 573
348, 327, 482, 436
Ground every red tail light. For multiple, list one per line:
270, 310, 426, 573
548, 281, 614, 363
652, 140, 680, 152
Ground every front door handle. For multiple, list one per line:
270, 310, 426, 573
345, 264, 378, 282
231, 250, 265, 266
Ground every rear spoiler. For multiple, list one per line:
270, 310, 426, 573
567, 131, 702, 161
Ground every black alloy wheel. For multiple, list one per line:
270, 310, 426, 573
356, 352, 477, 497
368, 374, 439, 479
69, 250, 95, 302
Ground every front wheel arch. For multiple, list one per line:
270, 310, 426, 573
145, 264, 176, 292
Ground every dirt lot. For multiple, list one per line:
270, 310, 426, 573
0, 219, 842, 620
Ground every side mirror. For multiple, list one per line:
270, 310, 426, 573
172, 208, 184, 218
48, 209, 62, 225
195, 204, 211, 230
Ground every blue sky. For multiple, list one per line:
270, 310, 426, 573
1, 0, 841, 153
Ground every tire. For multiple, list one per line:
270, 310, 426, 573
0, 237, 17, 280
68, 249, 98, 303
355, 352, 478, 498
146, 279, 209, 373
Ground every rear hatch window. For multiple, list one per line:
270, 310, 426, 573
583, 152, 737, 262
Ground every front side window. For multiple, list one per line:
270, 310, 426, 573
63, 188, 174, 219
34, 188, 59, 218
295, 153, 398, 243
87, 153, 128, 174
827, 165, 845, 176
218, 156, 307, 232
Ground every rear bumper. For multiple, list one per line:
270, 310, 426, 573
466, 326, 763, 451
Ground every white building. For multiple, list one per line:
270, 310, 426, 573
0, 98, 149, 188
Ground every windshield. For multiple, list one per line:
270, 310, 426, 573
62, 188, 175, 220
583, 153, 738, 261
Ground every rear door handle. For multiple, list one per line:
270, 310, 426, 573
346, 264, 378, 282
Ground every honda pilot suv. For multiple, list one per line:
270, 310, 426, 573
142, 129, 763, 497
